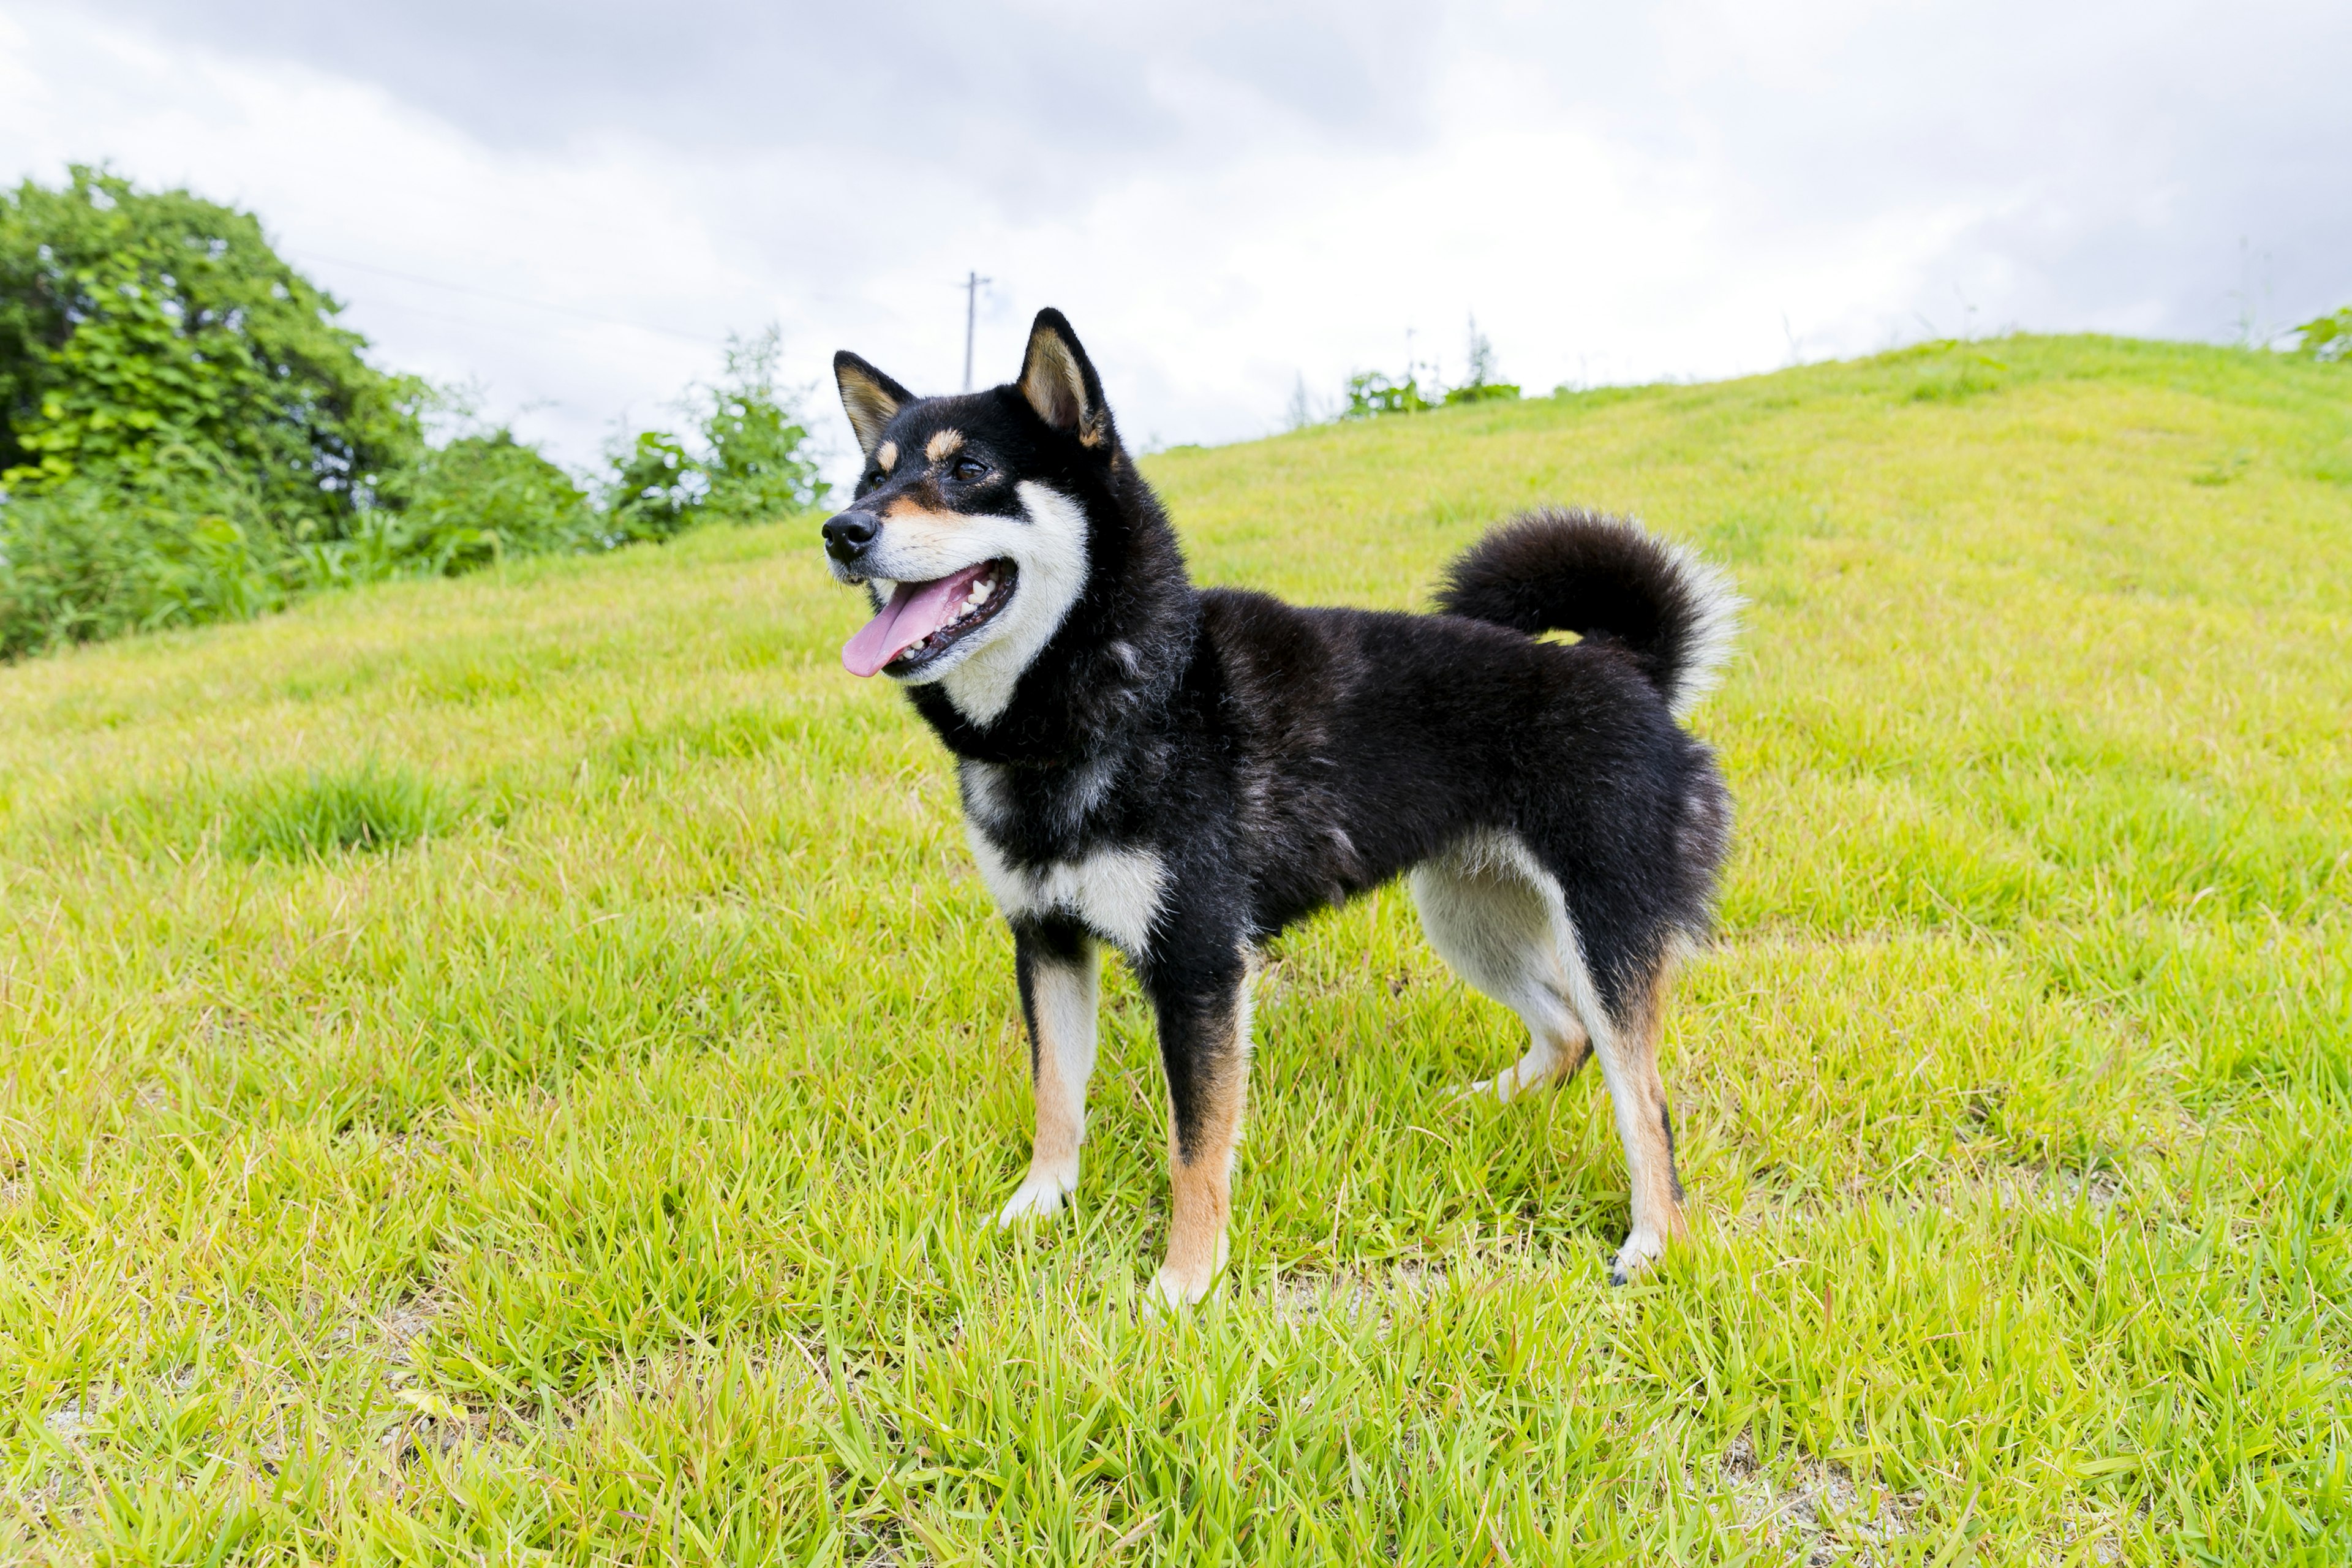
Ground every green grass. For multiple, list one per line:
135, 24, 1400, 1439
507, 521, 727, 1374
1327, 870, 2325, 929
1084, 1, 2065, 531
2, 334, 2348, 1563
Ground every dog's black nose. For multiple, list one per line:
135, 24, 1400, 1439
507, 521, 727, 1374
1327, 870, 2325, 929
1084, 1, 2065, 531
822, 511, 880, 563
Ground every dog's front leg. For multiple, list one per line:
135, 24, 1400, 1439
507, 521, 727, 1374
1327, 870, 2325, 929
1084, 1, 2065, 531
995, 916, 1098, 1225
1142, 943, 1251, 1309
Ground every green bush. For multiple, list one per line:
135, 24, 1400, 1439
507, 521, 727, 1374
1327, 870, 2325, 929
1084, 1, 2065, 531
1340, 317, 1518, 420
1341, 371, 1434, 418
0, 423, 595, 658
2291, 306, 2350, 363
382, 431, 593, 575
605, 327, 827, 540
0, 466, 285, 658
1444, 315, 1519, 405
697, 327, 827, 522
605, 429, 706, 543
1443, 382, 1521, 405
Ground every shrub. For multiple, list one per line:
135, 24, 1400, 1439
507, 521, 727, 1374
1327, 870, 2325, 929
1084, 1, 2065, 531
380, 431, 593, 575
1444, 315, 1519, 405
1341, 371, 1434, 418
2291, 306, 2350, 363
697, 326, 827, 522
604, 326, 827, 539
0, 465, 285, 658
605, 429, 706, 543
1340, 316, 1518, 420
0, 423, 592, 658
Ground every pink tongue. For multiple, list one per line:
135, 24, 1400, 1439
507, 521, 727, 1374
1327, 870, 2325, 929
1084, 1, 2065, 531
842, 563, 993, 677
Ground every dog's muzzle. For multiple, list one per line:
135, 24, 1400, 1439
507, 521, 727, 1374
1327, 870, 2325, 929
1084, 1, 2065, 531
822, 510, 881, 565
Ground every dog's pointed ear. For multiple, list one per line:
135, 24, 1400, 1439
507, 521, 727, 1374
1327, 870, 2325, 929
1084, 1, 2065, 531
1017, 309, 1112, 447
834, 352, 914, 456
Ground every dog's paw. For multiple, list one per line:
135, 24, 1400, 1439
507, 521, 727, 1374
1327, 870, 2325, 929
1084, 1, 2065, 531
1452, 1057, 1553, 1105
1607, 1227, 1669, 1286
1144, 1261, 1218, 1314
1143, 1232, 1229, 1314
992, 1163, 1077, 1227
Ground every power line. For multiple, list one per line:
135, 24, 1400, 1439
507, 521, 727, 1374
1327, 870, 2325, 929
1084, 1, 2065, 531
292, 250, 724, 345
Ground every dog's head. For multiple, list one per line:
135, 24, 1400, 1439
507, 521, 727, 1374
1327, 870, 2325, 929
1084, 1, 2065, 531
821, 309, 1117, 720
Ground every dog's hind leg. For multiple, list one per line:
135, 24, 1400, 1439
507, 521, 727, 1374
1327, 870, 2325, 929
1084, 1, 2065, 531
995, 916, 1099, 1226
1575, 951, 1689, 1284
1141, 941, 1252, 1310
1552, 930, 1684, 1288
1410, 837, 1592, 1102
1417, 831, 1688, 1283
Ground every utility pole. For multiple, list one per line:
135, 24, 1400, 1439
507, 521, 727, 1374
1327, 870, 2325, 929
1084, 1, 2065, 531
961, 271, 991, 392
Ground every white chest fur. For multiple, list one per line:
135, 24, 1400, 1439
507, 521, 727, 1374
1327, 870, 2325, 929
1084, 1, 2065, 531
966, 825, 1166, 955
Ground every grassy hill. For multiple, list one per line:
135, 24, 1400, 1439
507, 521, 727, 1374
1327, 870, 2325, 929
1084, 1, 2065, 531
2, 335, 2348, 1562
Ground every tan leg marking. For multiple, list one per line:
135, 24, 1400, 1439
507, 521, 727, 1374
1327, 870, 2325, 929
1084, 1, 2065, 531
1147, 973, 1250, 1310
1594, 963, 1688, 1282
995, 940, 1099, 1226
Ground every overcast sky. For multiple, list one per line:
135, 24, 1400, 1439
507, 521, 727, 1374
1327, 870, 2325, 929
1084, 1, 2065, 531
4, 1, 2346, 483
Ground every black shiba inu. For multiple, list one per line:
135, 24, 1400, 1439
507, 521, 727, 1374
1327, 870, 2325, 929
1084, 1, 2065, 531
823, 310, 1738, 1306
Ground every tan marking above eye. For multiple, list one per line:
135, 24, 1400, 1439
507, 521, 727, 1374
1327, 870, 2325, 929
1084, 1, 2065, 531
876, 441, 897, 472
927, 430, 965, 462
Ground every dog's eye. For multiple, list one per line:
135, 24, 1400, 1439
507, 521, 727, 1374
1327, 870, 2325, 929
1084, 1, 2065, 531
951, 456, 988, 483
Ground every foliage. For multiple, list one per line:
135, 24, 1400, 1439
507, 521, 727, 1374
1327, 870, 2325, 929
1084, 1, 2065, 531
604, 429, 706, 543
1341, 315, 1519, 420
0, 164, 424, 524
380, 430, 594, 576
0, 165, 505, 658
1443, 380, 1521, 406
2291, 305, 2351, 362
0, 171, 836, 662
1444, 313, 1520, 405
0, 421, 594, 658
3, 336, 2350, 1558
1341, 369, 1434, 418
605, 326, 827, 540
696, 326, 827, 521
0, 466, 286, 659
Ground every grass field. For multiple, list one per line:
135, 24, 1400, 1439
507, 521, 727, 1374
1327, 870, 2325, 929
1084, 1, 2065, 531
2, 334, 2349, 1564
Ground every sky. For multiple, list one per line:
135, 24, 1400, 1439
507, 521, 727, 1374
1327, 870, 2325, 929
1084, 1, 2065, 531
4, 0, 2347, 486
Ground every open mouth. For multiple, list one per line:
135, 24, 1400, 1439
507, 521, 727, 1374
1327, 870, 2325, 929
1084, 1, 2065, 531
840, 559, 1017, 677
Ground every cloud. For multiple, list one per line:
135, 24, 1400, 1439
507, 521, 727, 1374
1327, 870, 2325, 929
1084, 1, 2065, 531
6, 0, 2348, 486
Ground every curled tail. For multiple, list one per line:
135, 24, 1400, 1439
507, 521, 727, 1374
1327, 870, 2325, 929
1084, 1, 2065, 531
1434, 507, 1741, 718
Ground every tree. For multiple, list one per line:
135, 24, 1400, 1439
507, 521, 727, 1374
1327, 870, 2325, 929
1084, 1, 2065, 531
0, 165, 425, 529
